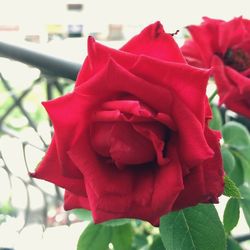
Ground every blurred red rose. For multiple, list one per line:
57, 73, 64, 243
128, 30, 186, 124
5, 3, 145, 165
182, 17, 250, 117
31, 22, 223, 226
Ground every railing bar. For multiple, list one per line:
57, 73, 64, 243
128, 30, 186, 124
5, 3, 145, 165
235, 234, 250, 242
0, 41, 81, 80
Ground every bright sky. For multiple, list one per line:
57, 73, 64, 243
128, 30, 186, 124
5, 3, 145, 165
85, 0, 250, 31
1, 0, 250, 33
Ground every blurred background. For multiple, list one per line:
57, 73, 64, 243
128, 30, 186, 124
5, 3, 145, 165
1, 0, 250, 249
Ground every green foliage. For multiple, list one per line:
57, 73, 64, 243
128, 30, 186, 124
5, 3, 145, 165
210, 104, 223, 130
220, 119, 250, 234
239, 185, 250, 199
221, 121, 250, 185
222, 147, 235, 175
159, 204, 226, 250
150, 236, 165, 250
240, 199, 250, 228
132, 233, 148, 250
77, 222, 133, 250
77, 223, 111, 250
223, 176, 241, 198
102, 218, 131, 226
72, 208, 93, 222
110, 223, 133, 250
222, 121, 250, 149
223, 198, 240, 233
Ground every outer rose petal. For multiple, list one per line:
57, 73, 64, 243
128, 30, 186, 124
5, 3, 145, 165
75, 37, 138, 88
121, 21, 185, 63
76, 21, 185, 87
75, 59, 174, 115
173, 127, 223, 209
186, 19, 220, 66
212, 56, 250, 117
218, 17, 248, 54
64, 190, 90, 210
243, 18, 250, 33
181, 40, 204, 67
131, 55, 211, 123
31, 138, 86, 196
226, 67, 250, 94
42, 93, 91, 178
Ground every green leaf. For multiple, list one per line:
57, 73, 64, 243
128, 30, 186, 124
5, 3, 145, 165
223, 198, 240, 233
234, 153, 250, 184
72, 209, 93, 222
159, 204, 226, 250
222, 121, 250, 149
239, 185, 250, 200
210, 104, 222, 130
111, 223, 133, 250
222, 147, 236, 175
228, 157, 244, 187
77, 223, 111, 250
240, 199, 250, 228
227, 237, 243, 250
223, 175, 241, 198
102, 218, 131, 227
150, 236, 165, 250
132, 234, 148, 250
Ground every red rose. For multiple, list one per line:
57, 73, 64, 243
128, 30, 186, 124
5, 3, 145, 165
182, 17, 250, 118
31, 22, 223, 226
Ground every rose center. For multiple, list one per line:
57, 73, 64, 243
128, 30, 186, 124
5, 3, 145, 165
223, 48, 250, 72
90, 121, 169, 169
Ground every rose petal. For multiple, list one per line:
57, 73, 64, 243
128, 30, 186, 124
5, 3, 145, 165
181, 40, 204, 67
68, 132, 135, 196
219, 17, 248, 54
109, 122, 155, 167
90, 122, 113, 157
211, 56, 234, 103
121, 21, 185, 63
132, 122, 169, 166
173, 127, 223, 209
42, 93, 90, 178
105, 59, 174, 114
226, 66, 250, 94
173, 164, 207, 210
75, 57, 92, 88
187, 19, 221, 66
84, 143, 183, 226
99, 99, 176, 129
101, 100, 153, 118
172, 97, 214, 167
75, 36, 138, 87
202, 127, 224, 201
90, 121, 156, 167
64, 190, 90, 210
131, 55, 210, 123
31, 138, 86, 196
212, 56, 250, 117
